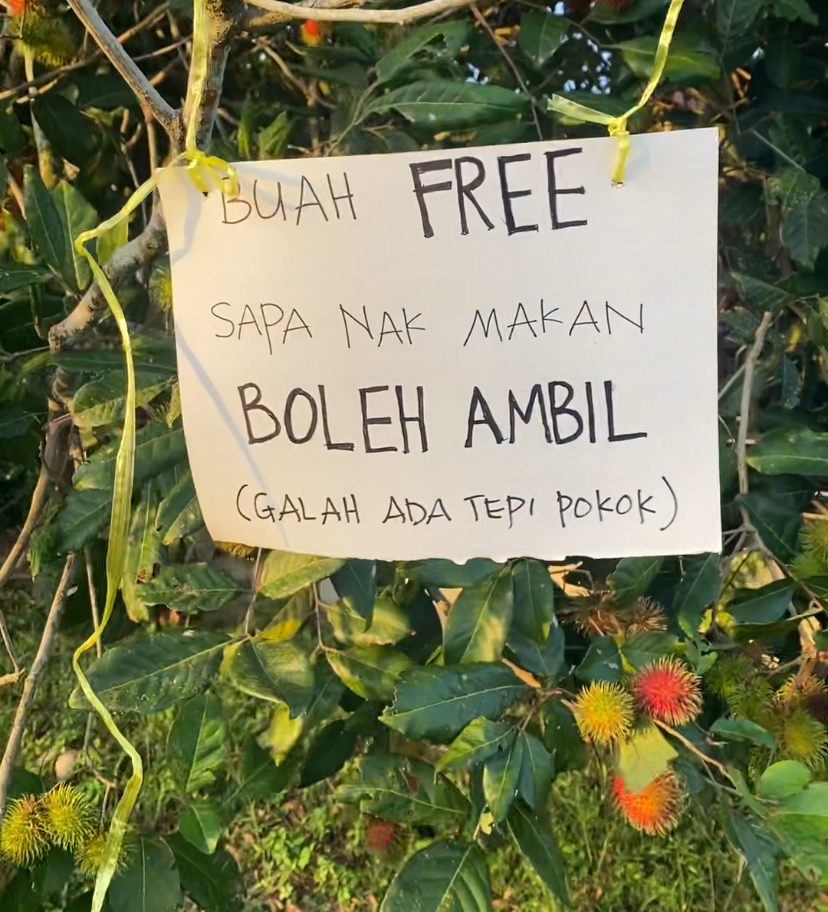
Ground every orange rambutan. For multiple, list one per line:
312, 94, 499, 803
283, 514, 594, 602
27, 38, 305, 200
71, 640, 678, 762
612, 772, 682, 835
573, 681, 633, 745
9, 0, 26, 15
300, 19, 324, 46
364, 816, 398, 854
633, 657, 702, 725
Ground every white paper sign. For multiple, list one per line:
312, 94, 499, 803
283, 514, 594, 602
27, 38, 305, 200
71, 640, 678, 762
159, 129, 721, 562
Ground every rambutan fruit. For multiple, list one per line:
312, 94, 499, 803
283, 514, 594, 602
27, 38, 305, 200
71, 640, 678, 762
9, 0, 26, 16
76, 829, 133, 879
633, 657, 702, 725
800, 521, 828, 570
780, 709, 828, 770
705, 654, 756, 699
612, 772, 682, 835
0, 795, 48, 867
41, 784, 94, 851
571, 600, 623, 637
775, 676, 828, 708
573, 681, 633, 745
623, 598, 668, 635
364, 816, 398, 854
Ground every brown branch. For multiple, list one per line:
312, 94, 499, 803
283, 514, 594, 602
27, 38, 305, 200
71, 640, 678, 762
65, 0, 181, 141
0, 611, 22, 686
244, 0, 477, 25
654, 719, 731, 779
0, 554, 77, 817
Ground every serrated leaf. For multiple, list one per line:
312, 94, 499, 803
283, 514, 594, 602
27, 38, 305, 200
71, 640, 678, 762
23, 165, 64, 276
781, 194, 828, 270
331, 559, 376, 621
109, 837, 181, 912
120, 483, 165, 623
437, 718, 515, 772
518, 733, 554, 810
327, 645, 412, 701
444, 568, 514, 664
609, 556, 662, 605
326, 595, 411, 646
258, 550, 344, 599
616, 725, 678, 793
139, 563, 242, 614
484, 735, 524, 822
507, 804, 568, 906
757, 761, 811, 800
512, 559, 554, 643
380, 663, 527, 742
380, 842, 491, 912
517, 12, 568, 66
747, 427, 828, 475
224, 637, 314, 715
69, 631, 226, 714
167, 834, 243, 912
179, 801, 221, 855
168, 693, 227, 793
156, 470, 204, 544
299, 719, 359, 787
366, 80, 528, 131
74, 424, 187, 490
51, 181, 97, 292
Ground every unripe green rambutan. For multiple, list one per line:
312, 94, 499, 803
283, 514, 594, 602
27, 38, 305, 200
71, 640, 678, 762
41, 784, 94, 851
799, 521, 828, 570
76, 829, 133, 879
705, 655, 756, 699
781, 709, 828, 770
0, 795, 48, 867
18, 7, 76, 68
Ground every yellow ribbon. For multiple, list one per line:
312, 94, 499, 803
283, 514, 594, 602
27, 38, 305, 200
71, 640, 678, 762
70, 6, 237, 908
549, 0, 687, 184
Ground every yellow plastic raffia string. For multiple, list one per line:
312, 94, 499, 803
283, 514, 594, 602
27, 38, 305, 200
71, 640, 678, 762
549, 0, 687, 184
71, 4, 237, 910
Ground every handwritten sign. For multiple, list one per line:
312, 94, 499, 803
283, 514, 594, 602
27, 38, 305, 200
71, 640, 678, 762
158, 129, 721, 561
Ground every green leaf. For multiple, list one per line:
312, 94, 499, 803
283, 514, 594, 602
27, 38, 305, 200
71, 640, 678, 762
616, 725, 678, 793
757, 761, 812, 800
267, 701, 304, 760
732, 273, 794, 315
620, 632, 678, 670
781, 194, 828, 270
575, 636, 622, 682
588, 0, 667, 22
258, 550, 344, 599
380, 663, 527, 742
609, 556, 663, 605
23, 165, 64, 276
765, 166, 820, 214
403, 558, 501, 588
0, 408, 35, 439
437, 718, 515, 772
619, 35, 720, 83
298, 719, 359, 787
97, 216, 129, 266
380, 842, 491, 912
716, 0, 763, 44
71, 370, 170, 428
770, 0, 817, 24
54, 487, 110, 552
673, 552, 721, 636
235, 738, 295, 800
736, 490, 804, 562
517, 12, 568, 66
156, 470, 204, 544
711, 717, 776, 749
121, 483, 165, 623
74, 424, 187, 491
341, 754, 470, 827
50, 181, 97, 292
69, 631, 226, 714
224, 637, 314, 715
729, 581, 794, 624
167, 834, 244, 912
139, 563, 242, 614
109, 837, 181, 912
257, 111, 291, 159
722, 816, 779, 912
0, 263, 53, 295
483, 735, 524, 822
507, 804, 568, 907
518, 733, 554, 811
31, 94, 97, 168
366, 80, 528, 131
748, 427, 828, 475
331, 559, 376, 621
262, 588, 313, 641
179, 801, 222, 855
507, 625, 565, 678
168, 693, 227, 793
444, 568, 514, 664
512, 559, 554, 643
376, 22, 468, 83
327, 645, 412, 701
542, 700, 586, 773
326, 595, 411, 646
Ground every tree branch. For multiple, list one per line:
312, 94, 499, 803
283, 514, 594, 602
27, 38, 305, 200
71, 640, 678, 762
0, 554, 77, 817
244, 0, 476, 26
65, 0, 182, 141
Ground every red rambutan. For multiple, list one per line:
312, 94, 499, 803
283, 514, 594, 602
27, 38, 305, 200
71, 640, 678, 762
364, 816, 398, 854
633, 657, 703, 725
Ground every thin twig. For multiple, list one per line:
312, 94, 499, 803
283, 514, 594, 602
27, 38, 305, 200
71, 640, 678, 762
65, 0, 180, 140
736, 311, 773, 503
653, 719, 731, 779
244, 0, 477, 25
0, 610, 22, 684
0, 554, 77, 817
471, 5, 541, 141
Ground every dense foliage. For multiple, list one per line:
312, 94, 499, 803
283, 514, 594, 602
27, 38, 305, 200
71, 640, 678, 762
1, 0, 828, 910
